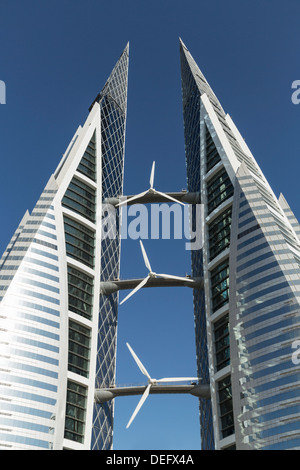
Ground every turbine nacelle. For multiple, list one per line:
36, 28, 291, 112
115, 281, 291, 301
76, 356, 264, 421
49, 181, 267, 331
125, 343, 199, 428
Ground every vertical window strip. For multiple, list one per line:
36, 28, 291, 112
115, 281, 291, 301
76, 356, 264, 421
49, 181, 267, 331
64, 380, 87, 443
68, 319, 91, 377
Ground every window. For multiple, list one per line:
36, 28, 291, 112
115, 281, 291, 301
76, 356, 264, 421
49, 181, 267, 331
218, 375, 234, 439
214, 314, 230, 371
77, 132, 96, 182
211, 259, 229, 312
64, 381, 87, 443
68, 320, 91, 377
62, 177, 96, 223
64, 216, 95, 268
208, 207, 232, 260
207, 169, 233, 214
206, 127, 221, 172
68, 265, 94, 319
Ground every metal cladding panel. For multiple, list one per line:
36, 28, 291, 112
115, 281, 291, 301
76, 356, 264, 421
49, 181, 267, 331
0, 188, 61, 450
229, 164, 300, 450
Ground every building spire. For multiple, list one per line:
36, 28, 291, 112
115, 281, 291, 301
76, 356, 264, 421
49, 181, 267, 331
179, 38, 224, 113
89, 42, 129, 113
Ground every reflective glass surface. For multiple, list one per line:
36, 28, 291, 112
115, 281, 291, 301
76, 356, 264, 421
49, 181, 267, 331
64, 216, 95, 268
68, 320, 91, 377
64, 380, 87, 443
68, 265, 94, 319
208, 207, 231, 260
62, 177, 96, 223
207, 169, 234, 214
180, 44, 214, 449
77, 132, 97, 182
91, 45, 128, 451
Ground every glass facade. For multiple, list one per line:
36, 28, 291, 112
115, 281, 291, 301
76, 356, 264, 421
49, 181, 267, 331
91, 44, 128, 451
180, 41, 214, 450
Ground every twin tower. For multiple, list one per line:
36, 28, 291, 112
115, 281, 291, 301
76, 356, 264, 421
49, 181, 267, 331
1, 40, 300, 450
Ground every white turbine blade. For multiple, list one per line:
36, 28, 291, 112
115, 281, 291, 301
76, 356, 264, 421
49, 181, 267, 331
126, 384, 151, 429
126, 342, 152, 380
149, 161, 155, 189
139, 240, 152, 272
157, 377, 199, 383
120, 276, 150, 305
116, 190, 148, 207
154, 190, 185, 206
156, 273, 194, 283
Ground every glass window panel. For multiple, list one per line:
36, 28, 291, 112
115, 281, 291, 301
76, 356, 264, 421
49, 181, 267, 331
64, 380, 87, 443
64, 217, 95, 268
206, 126, 221, 172
210, 259, 230, 312
209, 207, 232, 260
214, 314, 230, 371
62, 176, 96, 222
68, 320, 91, 377
207, 169, 234, 214
218, 375, 234, 439
67, 265, 94, 319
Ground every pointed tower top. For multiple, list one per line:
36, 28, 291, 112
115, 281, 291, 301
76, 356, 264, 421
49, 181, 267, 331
89, 42, 129, 113
179, 39, 224, 114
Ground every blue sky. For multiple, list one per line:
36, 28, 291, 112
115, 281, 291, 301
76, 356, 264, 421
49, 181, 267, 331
1, 0, 300, 450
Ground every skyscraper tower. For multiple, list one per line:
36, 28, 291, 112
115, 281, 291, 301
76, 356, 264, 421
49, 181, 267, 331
2, 38, 300, 452
0, 44, 128, 450
180, 39, 300, 450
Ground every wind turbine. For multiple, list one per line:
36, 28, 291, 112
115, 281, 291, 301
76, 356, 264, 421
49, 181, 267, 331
116, 161, 185, 207
120, 240, 194, 305
125, 342, 199, 428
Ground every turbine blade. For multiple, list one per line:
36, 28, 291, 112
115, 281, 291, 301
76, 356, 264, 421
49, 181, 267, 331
156, 273, 194, 283
126, 342, 152, 380
120, 276, 150, 305
154, 190, 185, 206
149, 161, 155, 189
139, 240, 152, 272
116, 190, 148, 207
157, 377, 199, 383
126, 384, 151, 429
